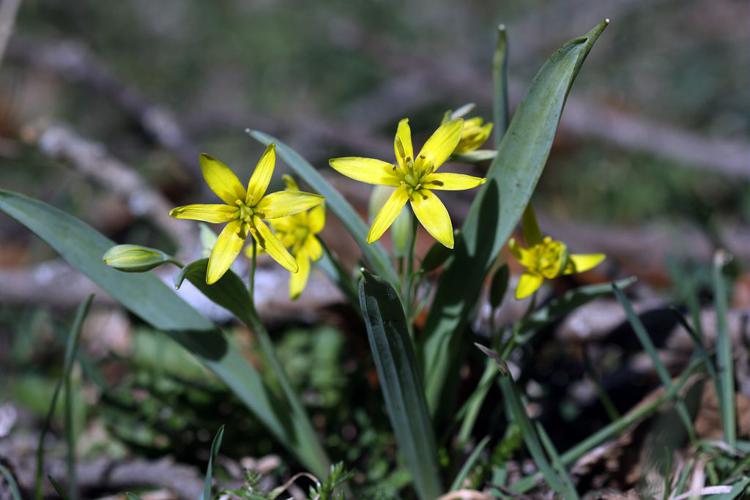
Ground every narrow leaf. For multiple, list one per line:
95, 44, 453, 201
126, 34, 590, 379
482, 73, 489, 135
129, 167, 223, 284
450, 436, 490, 491
359, 270, 442, 499
0, 464, 22, 500
714, 251, 736, 447
249, 131, 399, 290
201, 425, 225, 500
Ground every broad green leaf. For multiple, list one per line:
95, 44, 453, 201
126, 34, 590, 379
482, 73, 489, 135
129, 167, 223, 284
0, 189, 328, 475
488, 264, 510, 309
420, 20, 609, 416
200, 425, 225, 500
358, 271, 442, 500
175, 259, 251, 323
249, 131, 399, 291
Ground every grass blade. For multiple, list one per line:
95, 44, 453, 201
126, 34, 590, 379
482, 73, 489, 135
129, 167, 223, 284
0, 189, 327, 474
249, 130, 399, 291
613, 284, 697, 442
500, 378, 565, 495
0, 464, 22, 500
34, 295, 93, 500
714, 250, 736, 448
535, 423, 579, 499
450, 436, 491, 491
201, 425, 225, 500
48, 475, 70, 500
359, 270, 442, 499
420, 20, 609, 416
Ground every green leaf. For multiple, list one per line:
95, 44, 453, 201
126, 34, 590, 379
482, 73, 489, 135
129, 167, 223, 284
517, 277, 636, 336
35, 295, 92, 500
450, 436, 490, 491
489, 264, 510, 309
0, 463, 22, 500
493, 24, 509, 144
175, 259, 251, 323
713, 251, 736, 448
248, 130, 399, 291
0, 189, 328, 475
421, 241, 453, 273
201, 425, 225, 500
420, 20, 609, 416
358, 271, 442, 500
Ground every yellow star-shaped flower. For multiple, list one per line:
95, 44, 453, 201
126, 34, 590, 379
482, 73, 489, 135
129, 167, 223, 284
170, 145, 324, 284
257, 176, 325, 299
509, 236, 605, 299
329, 118, 485, 249
453, 116, 493, 154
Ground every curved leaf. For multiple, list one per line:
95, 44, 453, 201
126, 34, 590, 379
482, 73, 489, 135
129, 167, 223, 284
420, 20, 609, 416
0, 189, 329, 475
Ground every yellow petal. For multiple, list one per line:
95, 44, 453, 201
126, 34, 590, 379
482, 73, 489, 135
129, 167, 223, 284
367, 186, 409, 244
328, 157, 401, 186
308, 204, 325, 233
256, 191, 324, 219
206, 220, 245, 284
169, 204, 238, 223
304, 235, 323, 261
410, 189, 454, 248
423, 172, 486, 191
289, 251, 311, 300
416, 119, 463, 172
246, 144, 276, 205
200, 154, 246, 205
565, 253, 606, 275
515, 272, 544, 299
253, 217, 298, 272
282, 173, 300, 192
394, 118, 413, 169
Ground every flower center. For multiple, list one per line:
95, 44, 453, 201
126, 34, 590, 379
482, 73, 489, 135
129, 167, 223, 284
236, 200, 255, 222
397, 158, 428, 196
293, 226, 309, 242
533, 237, 567, 278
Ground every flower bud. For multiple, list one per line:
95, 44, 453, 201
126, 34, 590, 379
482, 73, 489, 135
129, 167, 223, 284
102, 244, 174, 272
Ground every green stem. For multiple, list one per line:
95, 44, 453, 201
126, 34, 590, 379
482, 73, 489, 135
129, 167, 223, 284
244, 252, 330, 472
249, 239, 257, 299
404, 212, 418, 320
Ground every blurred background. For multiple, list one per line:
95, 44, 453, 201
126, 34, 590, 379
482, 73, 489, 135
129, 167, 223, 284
0, 0, 748, 497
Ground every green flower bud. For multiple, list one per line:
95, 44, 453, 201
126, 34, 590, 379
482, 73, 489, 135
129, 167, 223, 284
102, 244, 175, 272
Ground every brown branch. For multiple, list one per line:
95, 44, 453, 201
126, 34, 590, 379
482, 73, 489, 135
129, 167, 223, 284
23, 122, 197, 254
6, 36, 201, 176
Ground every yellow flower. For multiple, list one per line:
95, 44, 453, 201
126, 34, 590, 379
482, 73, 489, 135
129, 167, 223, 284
170, 145, 324, 284
453, 117, 493, 154
509, 236, 605, 300
329, 118, 485, 249
260, 175, 325, 299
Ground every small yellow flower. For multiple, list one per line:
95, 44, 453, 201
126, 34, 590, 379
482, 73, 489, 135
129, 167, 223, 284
259, 175, 325, 299
509, 236, 605, 300
170, 145, 324, 284
329, 118, 485, 249
453, 117, 493, 154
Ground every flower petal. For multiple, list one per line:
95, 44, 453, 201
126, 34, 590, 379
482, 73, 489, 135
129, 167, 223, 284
304, 235, 323, 261
367, 186, 409, 244
565, 253, 606, 275
509, 238, 536, 269
423, 172, 486, 191
169, 204, 238, 223
206, 220, 245, 284
328, 157, 400, 186
308, 204, 325, 233
256, 191, 324, 219
200, 154, 246, 204
253, 217, 298, 272
246, 144, 276, 205
394, 118, 413, 169
416, 119, 463, 172
289, 250, 311, 300
515, 272, 544, 299
410, 189, 454, 248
